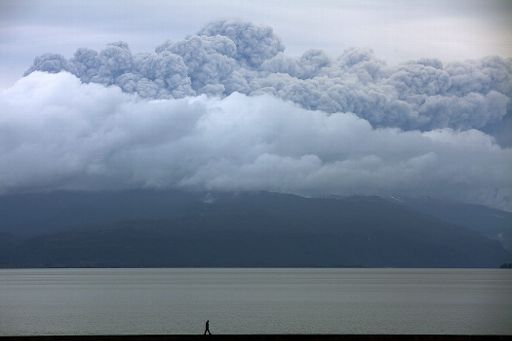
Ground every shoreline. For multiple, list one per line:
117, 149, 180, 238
1, 335, 511, 340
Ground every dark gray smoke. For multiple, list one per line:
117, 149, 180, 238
24, 20, 512, 140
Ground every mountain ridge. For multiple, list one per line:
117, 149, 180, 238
1, 190, 510, 268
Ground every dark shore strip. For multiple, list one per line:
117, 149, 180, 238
1, 335, 510, 341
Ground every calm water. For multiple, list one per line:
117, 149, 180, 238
0, 268, 511, 335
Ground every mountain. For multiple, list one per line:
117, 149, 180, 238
0, 190, 510, 268
396, 196, 512, 253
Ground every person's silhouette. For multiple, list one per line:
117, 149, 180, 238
204, 320, 212, 335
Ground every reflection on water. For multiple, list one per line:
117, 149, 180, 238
1, 268, 511, 335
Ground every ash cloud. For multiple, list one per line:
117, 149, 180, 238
1, 71, 511, 210
4, 20, 512, 209
23, 20, 512, 142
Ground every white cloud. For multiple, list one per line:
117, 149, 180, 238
1, 71, 511, 210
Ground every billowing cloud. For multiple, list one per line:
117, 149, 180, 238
197, 19, 285, 68
6, 20, 512, 210
1, 72, 511, 210
22, 20, 512, 142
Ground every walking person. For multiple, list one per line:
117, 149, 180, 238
204, 320, 212, 335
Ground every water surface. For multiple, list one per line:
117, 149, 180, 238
1, 268, 511, 335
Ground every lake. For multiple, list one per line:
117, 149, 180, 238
0, 268, 511, 335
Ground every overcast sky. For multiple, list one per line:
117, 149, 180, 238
1, 0, 511, 88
